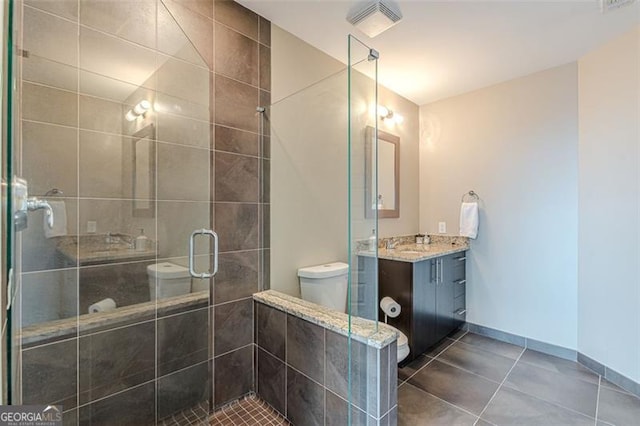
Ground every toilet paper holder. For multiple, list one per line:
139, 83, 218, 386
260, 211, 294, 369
380, 296, 401, 323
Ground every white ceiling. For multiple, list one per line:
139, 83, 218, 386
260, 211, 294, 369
237, 0, 639, 105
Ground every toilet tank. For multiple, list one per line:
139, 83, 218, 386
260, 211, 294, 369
147, 262, 192, 300
298, 262, 349, 313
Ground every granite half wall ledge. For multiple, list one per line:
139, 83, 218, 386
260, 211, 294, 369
21, 291, 209, 347
253, 290, 398, 349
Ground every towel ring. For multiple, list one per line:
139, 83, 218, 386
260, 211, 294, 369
461, 190, 480, 202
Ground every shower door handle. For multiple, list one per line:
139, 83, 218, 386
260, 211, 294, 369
189, 229, 219, 279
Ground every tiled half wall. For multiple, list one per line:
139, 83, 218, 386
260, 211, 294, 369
255, 301, 398, 425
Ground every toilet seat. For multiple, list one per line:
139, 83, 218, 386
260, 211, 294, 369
388, 325, 410, 363
397, 330, 410, 363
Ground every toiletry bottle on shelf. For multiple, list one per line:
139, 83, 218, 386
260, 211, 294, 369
369, 229, 377, 251
135, 228, 148, 252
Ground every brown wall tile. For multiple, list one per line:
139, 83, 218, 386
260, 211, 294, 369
25, 0, 78, 21
259, 44, 271, 91
79, 0, 156, 49
259, 17, 270, 47
214, 202, 259, 252
214, 298, 253, 355
162, 0, 214, 69
215, 151, 259, 202
23, 83, 78, 127
214, 345, 254, 407
176, 0, 213, 19
23, 121, 78, 197
214, 0, 258, 40
215, 74, 259, 133
215, 250, 260, 304
215, 125, 259, 156
215, 23, 258, 86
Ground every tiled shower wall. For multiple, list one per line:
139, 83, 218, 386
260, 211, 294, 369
17, 0, 269, 423
190, 0, 271, 411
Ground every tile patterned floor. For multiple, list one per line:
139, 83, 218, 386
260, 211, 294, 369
159, 402, 210, 426
161, 333, 640, 426
398, 331, 640, 426
209, 394, 290, 426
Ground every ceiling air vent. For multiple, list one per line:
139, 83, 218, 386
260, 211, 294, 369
347, 0, 402, 38
601, 0, 636, 13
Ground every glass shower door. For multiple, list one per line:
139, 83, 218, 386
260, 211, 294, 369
6, 1, 214, 424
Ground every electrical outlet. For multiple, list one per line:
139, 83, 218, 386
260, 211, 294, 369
438, 222, 446, 234
87, 221, 97, 233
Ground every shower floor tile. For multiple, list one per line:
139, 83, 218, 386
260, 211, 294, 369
209, 394, 290, 426
159, 402, 210, 426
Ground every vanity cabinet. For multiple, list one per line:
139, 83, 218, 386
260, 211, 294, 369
378, 252, 467, 363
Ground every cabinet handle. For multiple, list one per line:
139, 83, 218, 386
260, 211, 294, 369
454, 279, 466, 284
440, 259, 444, 283
455, 256, 466, 261
455, 309, 467, 316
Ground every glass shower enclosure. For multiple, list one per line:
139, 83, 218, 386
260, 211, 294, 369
266, 33, 381, 424
3, 0, 216, 423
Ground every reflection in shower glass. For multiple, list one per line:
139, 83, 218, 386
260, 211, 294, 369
13, 1, 212, 423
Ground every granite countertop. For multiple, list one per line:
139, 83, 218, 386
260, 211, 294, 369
359, 241, 469, 263
356, 234, 469, 263
56, 234, 155, 266
253, 290, 398, 349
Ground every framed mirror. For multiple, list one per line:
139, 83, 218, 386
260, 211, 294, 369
365, 126, 400, 219
132, 124, 156, 217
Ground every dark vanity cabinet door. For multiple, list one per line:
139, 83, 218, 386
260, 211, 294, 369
434, 256, 455, 343
378, 259, 414, 346
447, 253, 467, 330
378, 253, 466, 363
378, 258, 437, 363
412, 260, 437, 357
434, 253, 467, 341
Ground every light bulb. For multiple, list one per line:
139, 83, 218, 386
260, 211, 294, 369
378, 105, 389, 118
394, 113, 404, 124
133, 100, 151, 115
125, 110, 137, 122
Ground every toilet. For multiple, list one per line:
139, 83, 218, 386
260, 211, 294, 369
147, 262, 192, 300
298, 262, 349, 312
297, 262, 410, 363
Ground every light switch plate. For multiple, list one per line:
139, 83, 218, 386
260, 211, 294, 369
87, 221, 97, 233
438, 222, 447, 233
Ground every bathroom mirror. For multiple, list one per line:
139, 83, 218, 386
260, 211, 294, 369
132, 124, 156, 217
365, 126, 400, 219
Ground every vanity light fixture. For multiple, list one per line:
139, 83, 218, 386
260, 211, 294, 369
378, 105, 403, 124
125, 100, 151, 122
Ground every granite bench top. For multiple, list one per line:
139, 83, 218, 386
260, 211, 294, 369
253, 290, 398, 349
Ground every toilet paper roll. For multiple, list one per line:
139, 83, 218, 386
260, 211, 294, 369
88, 298, 117, 314
380, 296, 401, 318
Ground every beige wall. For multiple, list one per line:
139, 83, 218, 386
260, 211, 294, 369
578, 26, 640, 382
271, 26, 419, 296
419, 63, 579, 349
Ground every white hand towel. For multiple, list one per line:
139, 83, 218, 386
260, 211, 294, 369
459, 202, 479, 239
44, 200, 67, 238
